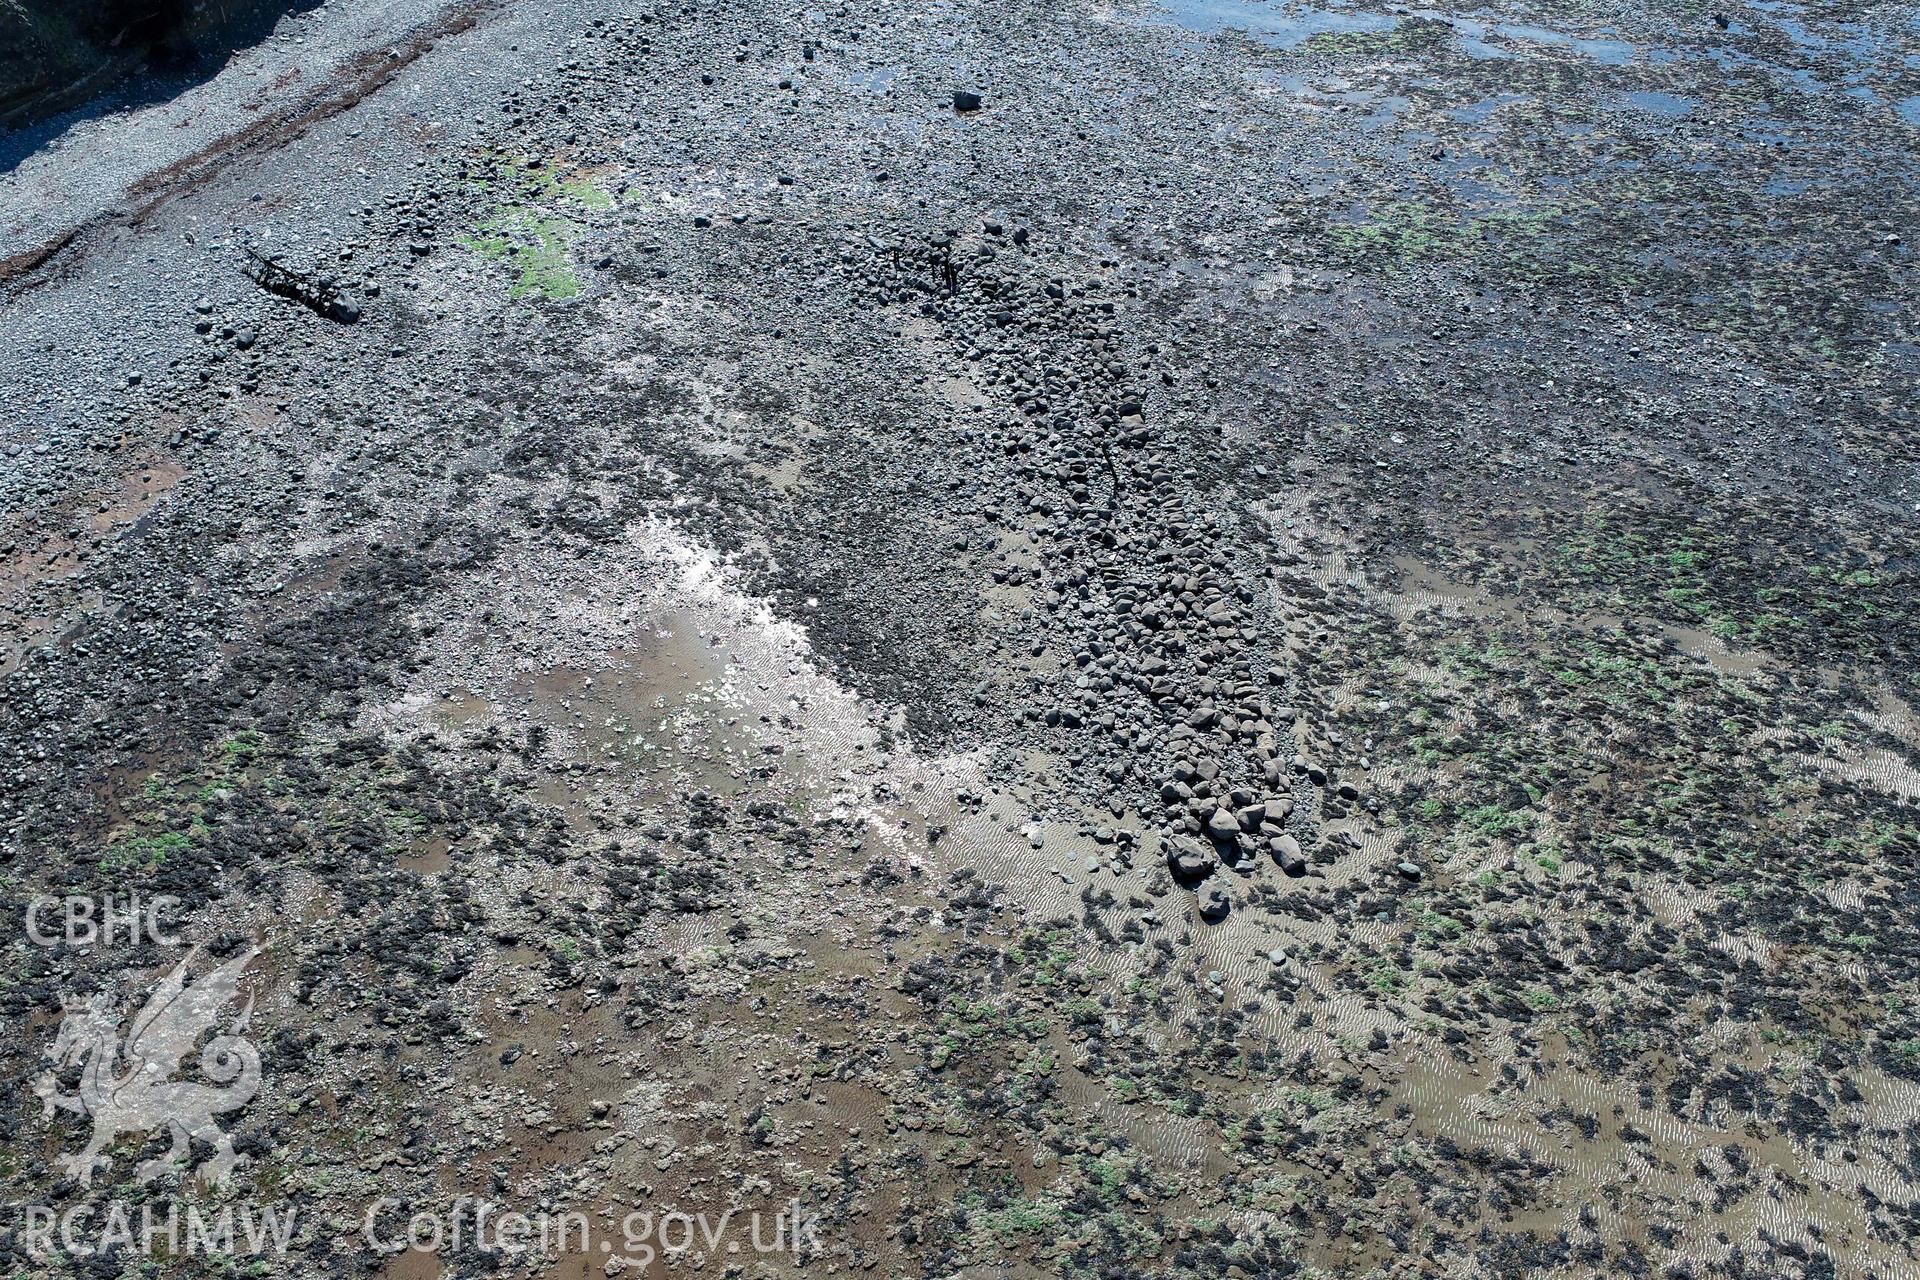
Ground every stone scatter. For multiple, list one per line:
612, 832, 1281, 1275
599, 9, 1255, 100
0, 2, 1917, 1279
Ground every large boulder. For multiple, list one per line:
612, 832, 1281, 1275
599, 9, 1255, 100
1166, 838, 1216, 882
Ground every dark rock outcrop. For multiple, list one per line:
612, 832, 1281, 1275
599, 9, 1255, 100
1, 1, 313, 132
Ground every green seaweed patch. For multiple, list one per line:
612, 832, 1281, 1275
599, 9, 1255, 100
460, 157, 614, 301
1551, 513, 1908, 664
463, 211, 584, 301
1292, 16, 1454, 59
100, 828, 194, 875
1331, 591, 1920, 1069
1327, 199, 1565, 273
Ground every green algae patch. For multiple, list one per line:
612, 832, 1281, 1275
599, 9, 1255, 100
1327, 200, 1459, 263
1548, 512, 1908, 663
464, 212, 583, 300
1328, 199, 1567, 274
460, 156, 615, 301
1293, 16, 1453, 59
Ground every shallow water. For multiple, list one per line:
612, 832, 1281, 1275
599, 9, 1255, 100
1623, 89, 1698, 118
1140, 0, 1396, 49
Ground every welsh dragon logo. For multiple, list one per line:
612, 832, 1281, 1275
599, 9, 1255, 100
35, 945, 263, 1188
